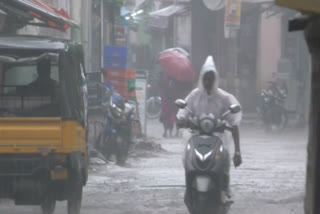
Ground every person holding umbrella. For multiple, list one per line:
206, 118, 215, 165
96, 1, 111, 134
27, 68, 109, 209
158, 48, 195, 138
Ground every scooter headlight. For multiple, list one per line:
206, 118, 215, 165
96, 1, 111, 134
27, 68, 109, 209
195, 149, 214, 162
111, 104, 123, 118
194, 149, 214, 170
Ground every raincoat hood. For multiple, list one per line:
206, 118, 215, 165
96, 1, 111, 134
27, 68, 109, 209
198, 56, 219, 94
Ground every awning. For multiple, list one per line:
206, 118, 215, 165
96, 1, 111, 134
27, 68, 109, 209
0, 0, 78, 31
0, 9, 5, 16
149, 4, 187, 29
149, 4, 186, 17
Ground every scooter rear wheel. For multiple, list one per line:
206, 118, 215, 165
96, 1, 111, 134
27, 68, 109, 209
116, 136, 129, 166
192, 192, 212, 214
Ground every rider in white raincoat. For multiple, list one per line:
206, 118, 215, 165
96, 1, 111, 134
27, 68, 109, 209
177, 56, 243, 201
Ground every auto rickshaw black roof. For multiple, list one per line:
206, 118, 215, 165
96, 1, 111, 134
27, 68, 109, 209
0, 35, 77, 50
0, 35, 86, 127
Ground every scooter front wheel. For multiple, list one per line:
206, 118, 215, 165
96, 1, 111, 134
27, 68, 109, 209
192, 191, 225, 214
192, 192, 211, 214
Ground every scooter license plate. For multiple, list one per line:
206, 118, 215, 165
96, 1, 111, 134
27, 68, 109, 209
195, 175, 211, 192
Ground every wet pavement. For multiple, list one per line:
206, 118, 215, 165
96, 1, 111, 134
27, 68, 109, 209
1, 122, 307, 214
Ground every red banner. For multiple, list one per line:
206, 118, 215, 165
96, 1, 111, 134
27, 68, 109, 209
224, 0, 242, 29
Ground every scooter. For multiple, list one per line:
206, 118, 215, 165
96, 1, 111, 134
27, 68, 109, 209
95, 84, 135, 166
175, 99, 241, 214
257, 81, 288, 132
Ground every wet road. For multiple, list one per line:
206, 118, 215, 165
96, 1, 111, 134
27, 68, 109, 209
1, 123, 307, 214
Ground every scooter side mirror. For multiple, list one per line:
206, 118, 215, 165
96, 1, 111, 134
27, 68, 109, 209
230, 105, 241, 114
175, 99, 187, 109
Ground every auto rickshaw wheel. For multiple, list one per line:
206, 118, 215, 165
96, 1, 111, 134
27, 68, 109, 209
67, 172, 83, 214
41, 193, 56, 214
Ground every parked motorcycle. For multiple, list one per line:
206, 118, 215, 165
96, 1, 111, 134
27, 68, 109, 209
175, 99, 241, 214
95, 84, 135, 166
257, 81, 289, 132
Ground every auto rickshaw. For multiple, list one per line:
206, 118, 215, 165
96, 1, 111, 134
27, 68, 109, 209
0, 36, 88, 214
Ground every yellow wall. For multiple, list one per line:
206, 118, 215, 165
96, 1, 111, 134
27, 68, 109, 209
276, 0, 320, 13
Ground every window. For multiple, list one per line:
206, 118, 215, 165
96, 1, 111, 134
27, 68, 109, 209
0, 62, 60, 117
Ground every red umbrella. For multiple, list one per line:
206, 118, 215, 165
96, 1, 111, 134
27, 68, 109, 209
158, 50, 195, 82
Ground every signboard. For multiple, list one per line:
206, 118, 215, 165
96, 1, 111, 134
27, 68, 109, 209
135, 70, 148, 135
224, 0, 242, 29
224, 0, 242, 38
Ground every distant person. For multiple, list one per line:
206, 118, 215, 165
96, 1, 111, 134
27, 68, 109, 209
159, 71, 193, 138
159, 72, 176, 138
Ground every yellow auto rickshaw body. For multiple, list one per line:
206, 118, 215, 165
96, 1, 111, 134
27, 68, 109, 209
0, 118, 86, 154
0, 36, 88, 208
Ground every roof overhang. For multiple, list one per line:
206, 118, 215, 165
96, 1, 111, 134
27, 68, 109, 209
149, 4, 186, 17
0, 0, 79, 32
0, 36, 66, 50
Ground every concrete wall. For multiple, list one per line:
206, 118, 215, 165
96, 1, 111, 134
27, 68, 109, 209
70, 0, 82, 42
81, 0, 92, 72
174, 13, 191, 51
257, 12, 282, 90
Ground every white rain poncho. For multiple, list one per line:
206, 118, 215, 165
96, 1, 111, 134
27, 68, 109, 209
177, 56, 242, 149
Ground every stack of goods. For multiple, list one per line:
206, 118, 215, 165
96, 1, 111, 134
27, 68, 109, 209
104, 46, 136, 101
104, 46, 128, 70
104, 69, 136, 101
104, 46, 140, 136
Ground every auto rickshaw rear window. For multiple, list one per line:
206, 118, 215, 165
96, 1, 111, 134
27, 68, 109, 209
0, 53, 61, 117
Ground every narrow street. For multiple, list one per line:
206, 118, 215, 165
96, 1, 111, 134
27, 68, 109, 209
1, 122, 307, 214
